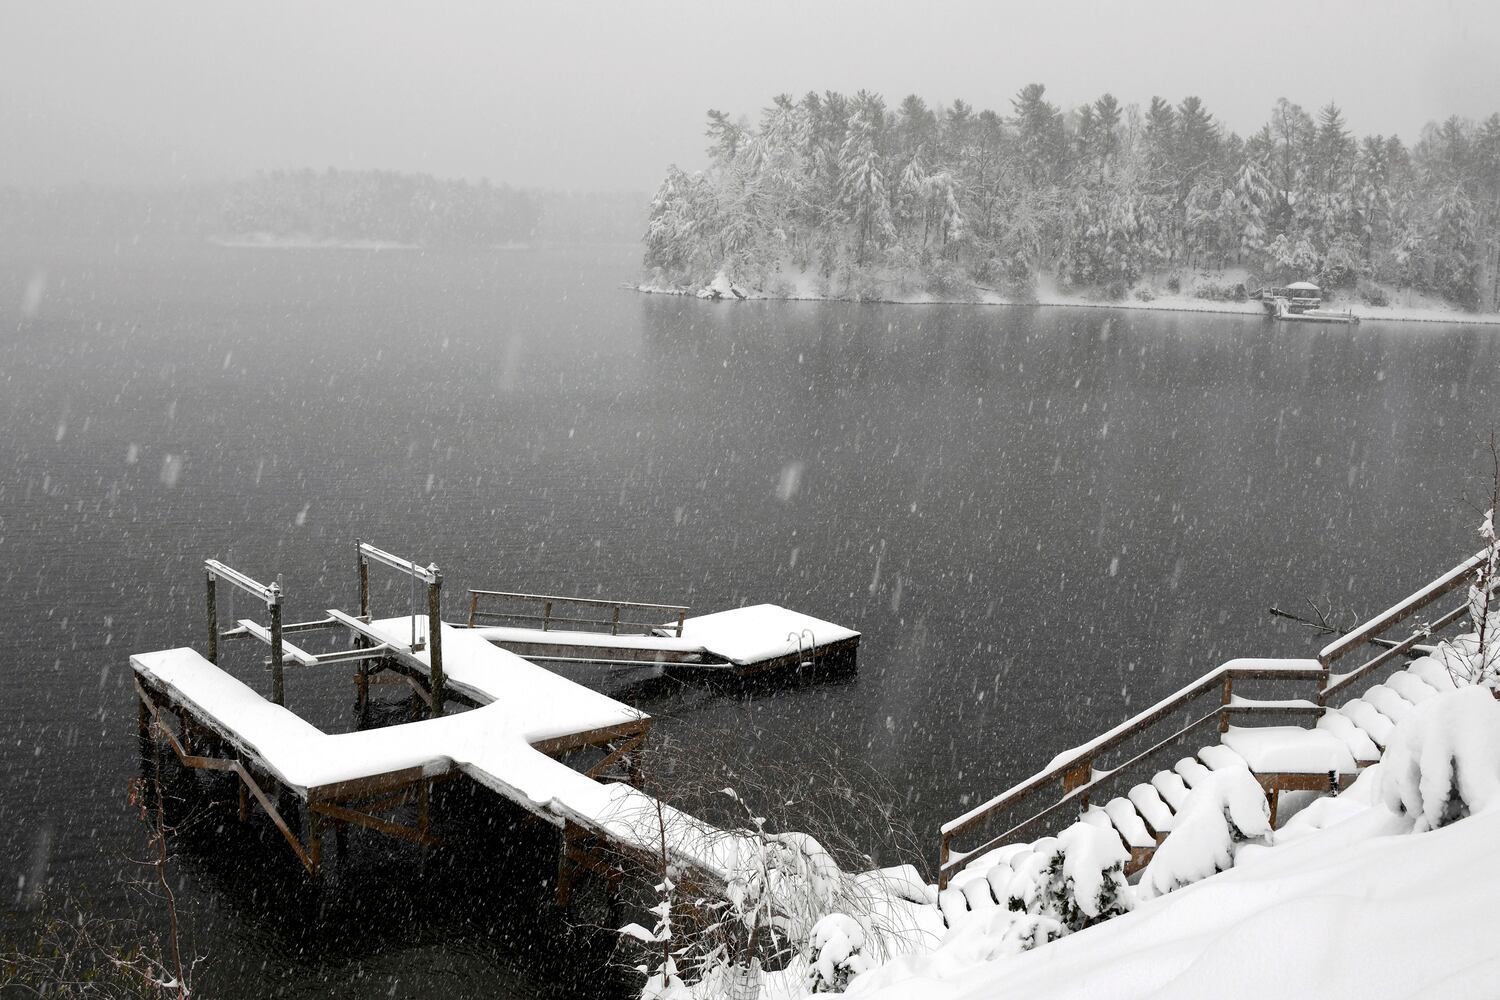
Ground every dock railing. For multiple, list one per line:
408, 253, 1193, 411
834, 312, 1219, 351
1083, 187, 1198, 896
466, 589, 690, 638
937, 543, 1499, 889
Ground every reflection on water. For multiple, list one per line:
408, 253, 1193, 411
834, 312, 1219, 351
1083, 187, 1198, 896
1, 239, 1496, 996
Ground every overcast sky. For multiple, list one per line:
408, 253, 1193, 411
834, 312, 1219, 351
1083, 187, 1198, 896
4, 0, 1498, 193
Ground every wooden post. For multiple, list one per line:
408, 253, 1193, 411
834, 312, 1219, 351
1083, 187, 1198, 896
1063, 758, 1093, 810
206, 570, 219, 664
427, 565, 445, 718
676, 610, 686, 638
1219, 673, 1233, 734
612, 606, 620, 636
543, 600, 553, 632
269, 582, 286, 706
357, 540, 370, 621
468, 591, 480, 629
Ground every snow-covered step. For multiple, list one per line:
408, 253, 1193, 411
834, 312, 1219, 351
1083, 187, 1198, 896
1384, 670, 1439, 705
937, 887, 972, 927
1173, 757, 1214, 789
959, 874, 999, 913
1220, 725, 1356, 774
1340, 698, 1395, 748
985, 860, 1018, 904
1407, 656, 1458, 693
1102, 797, 1154, 849
1362, 684, 1415, 726
1197, 744, 1248, 771
1128, 783, 1174, 834
1316, 709, 1381, 764
1151, 771, 1191, 812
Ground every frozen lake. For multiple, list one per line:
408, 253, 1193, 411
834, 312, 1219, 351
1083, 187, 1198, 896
2, 239, 1497, 996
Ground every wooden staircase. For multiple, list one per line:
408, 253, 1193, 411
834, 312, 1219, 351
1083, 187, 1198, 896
935, 545, 1497, 927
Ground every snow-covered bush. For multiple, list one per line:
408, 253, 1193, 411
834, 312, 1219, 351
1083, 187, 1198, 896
805, 913, 870, 993
1379, 685, 1500, 832
1138, 766, 1271, 898
1005, 821, 1133, 933
1435, 512, 1500, 688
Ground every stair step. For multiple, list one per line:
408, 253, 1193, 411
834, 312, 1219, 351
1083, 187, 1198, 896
1128, 783, 1174, 833
1197, 744, 1248, 771
1151, 771, 1191, 811
1340, 698, 1394, 748
1316, 709, 1381, 764
1407, 657, 1459, 693
1362, 684, 1415, 725
1385, 670, 1439, 705
1103, 797, 1155, 849
1174, 757, 1215, 789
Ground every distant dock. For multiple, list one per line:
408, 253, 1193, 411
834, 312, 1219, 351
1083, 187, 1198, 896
130, 541, 859, 899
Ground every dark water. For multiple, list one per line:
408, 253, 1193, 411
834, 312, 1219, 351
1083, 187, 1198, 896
2, 239, 1497, 996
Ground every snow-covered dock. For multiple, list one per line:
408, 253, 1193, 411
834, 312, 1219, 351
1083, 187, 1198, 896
464, 590, 860, 677
131, 541, 860, 894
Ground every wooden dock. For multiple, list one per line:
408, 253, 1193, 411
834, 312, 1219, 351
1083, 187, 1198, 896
132, 540, 859, 903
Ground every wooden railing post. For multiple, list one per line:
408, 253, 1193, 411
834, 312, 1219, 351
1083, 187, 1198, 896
468, 591, 480, 629
206, 569, 218, 664
543, 600, 553, 632
356, 538, 370, 621
611, 606, 620, 636
676, 610, 686, 638
1063, 757, 1093, 810
269, 582, 285, 706
427, 565, 444, 718
1219, 672, 1233, 733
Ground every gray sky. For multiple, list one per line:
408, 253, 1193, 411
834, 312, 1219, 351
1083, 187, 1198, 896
3, 0, 1497, 193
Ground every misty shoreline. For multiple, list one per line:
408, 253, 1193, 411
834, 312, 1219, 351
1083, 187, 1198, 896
632, 282, 1500, 328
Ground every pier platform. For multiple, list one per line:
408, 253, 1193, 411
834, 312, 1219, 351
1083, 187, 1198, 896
130, 541, 859, 897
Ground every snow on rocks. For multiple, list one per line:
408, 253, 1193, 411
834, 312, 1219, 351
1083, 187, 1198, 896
1138, 765, 1271, 899
1379, 685, 1500, 832
696, 270, 747, 300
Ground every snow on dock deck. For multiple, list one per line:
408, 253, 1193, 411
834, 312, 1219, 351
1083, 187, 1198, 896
131, 628, 756, 878
679, 603, 859, 665
361, 616, 644, 736
467, 603, 860, 673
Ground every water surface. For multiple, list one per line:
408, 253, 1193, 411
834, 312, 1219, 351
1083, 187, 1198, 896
2, 239, 1496, 996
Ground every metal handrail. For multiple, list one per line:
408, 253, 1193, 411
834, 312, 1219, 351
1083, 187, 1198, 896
466, 589, 690, 637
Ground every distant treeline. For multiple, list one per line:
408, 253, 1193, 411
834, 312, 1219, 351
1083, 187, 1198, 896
645, 88, 1500, 309
0, 173, 652, 247
219, 168, 540, 245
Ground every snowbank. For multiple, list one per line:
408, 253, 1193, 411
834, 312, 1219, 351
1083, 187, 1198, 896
845, 686, 1500, 1000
